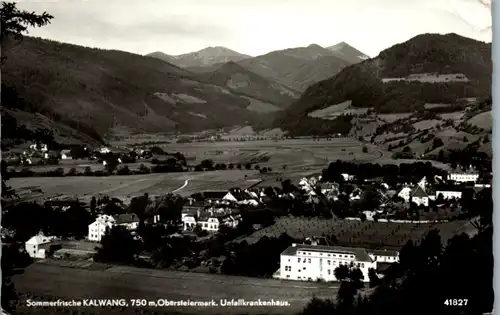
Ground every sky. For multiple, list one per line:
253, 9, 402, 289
16, 0, 492, 58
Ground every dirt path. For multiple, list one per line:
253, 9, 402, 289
172, 178, 191, 193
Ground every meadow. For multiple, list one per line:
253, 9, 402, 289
14, 263, 339, 315
10, 170, 258, 203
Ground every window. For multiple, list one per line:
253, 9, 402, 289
327, 269, 331, 275
308, 258, 311, 263
288, 258, 291, 262
298, 258, 301, 263
361, 263, 365, 268
286, 275, 290, 278
328, 254, 331, 257
303, 267, 306, 270
327, 260, 330, 265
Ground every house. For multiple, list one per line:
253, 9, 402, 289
417, 176, 428, 192
183, 200, 207, 213
368, 249, 399, 263
29, 143, 48, 152
182, 207, 241, 232
25, 233, 56, 258
88, 215, 116, 242
410, 185, 429, 207
114, 213, 140, 230
435, 189, 462, 200
223, 188, 259, 205
201, 190, 227, 202
61, 149, 72, 160
100, 147, 111, 154
349, 188, 362, 200
341, 173, 355, 181
278, 244, 376, 282
320, 182, 337, 194
447, 166, 479, 183
397, 187, 412, 202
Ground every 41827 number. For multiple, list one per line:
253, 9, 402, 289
444, 299, 468, 306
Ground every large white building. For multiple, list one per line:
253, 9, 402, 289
88, 215, 116, 242
278, 244, 377, 282
447, 167, 479, 183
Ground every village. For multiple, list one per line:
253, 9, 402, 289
7, 153, 490, 285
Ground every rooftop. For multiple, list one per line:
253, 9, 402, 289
115, 213, 140, 224
26, 234, 55, 245
202, 191, 227, 200
410, 185, 428, 198
281, 244, 373, 262
368, 249, 399, 257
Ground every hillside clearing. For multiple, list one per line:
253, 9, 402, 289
467, 111, 492, 130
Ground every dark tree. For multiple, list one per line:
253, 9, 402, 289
1, 1, 53, 63
94, 226, 141, 264
334, 264, 350, 282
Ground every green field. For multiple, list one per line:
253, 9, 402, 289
10, 170, 258, 203
235, 217, 467, 250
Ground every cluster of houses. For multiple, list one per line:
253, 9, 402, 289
3, 141, 158, 167
181, 188, 265, 232
298, 166, 486, 211
396, 166, 486, 207
88, 213, 161, 242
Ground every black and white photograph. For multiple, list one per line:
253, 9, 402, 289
0, 0, 494, 314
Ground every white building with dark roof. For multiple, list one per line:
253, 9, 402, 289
410, 185, 429, 207
182, 207, 241, 232
447, 166, 479, 183
368, 249, 399, 263
278, 244, 376, 282
25, 233, 56, 258
397, 187, 412, 202
436, 189, 463, 200
114, 213, 140, 230
88, 214, 116, 242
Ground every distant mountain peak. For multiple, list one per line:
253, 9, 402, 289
326, 41, 369, 62
328, 41, 349, 50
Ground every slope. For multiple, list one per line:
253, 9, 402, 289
146, 46, 251, 68
237, 44, 360, 91
1, 37, 269, 142
198, 61, 300, 109
326, 41, 370, 63
276, 33, 492, 135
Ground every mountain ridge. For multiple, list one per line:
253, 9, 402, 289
197, 61, 300, 109
146, 46, 251, 69
147, 42, 369, 91
1, 37, 276, 143
275, 33, 492, 136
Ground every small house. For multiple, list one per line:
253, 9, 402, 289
25, 233, 56, 259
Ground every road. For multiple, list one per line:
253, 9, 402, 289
172, 178, 191, 193
13, 263, 339, 315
